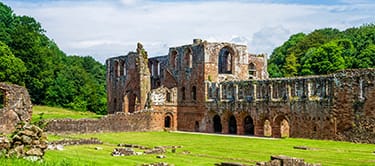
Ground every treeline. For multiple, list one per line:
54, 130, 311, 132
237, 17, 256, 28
0, 3, 106, 114
268, 24, 375, 77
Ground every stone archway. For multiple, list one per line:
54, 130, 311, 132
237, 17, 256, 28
228, 115, 237, 134
263, 119, 272, 137
195, 121, 199, 132
244, 116, 254, 135
213, 115, 222, 133
164, 116, 171, 128
273, 115, 290, 138
124, 93, 137, 113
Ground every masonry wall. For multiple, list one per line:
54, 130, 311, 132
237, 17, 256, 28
0, 83, 32, 134
204, 69, 375, 140
106, 52, 151, 114
45, 110, 176, 133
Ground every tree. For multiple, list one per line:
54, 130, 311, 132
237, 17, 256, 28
0, 41, 26, 85
301, 40, 347, 75
268, 33, 305, 77
0, 2, 108, 114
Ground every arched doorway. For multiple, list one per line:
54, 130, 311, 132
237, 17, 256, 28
228, 115, 237, 134
273, 115, 290, 138
164, 116, 171, 128
213, 115, 222, 133
195, 121, 199, 132
126, 93, 137, 113
244, 116, 254, 135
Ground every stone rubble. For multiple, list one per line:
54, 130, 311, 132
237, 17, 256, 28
111, 143, 183, 157
215, 162, 247, 166
141, 162, 173, 166
49, 137, 102, 146
111, 148, 136, 156
256, 155, 321, 166
0, 124, 47, 160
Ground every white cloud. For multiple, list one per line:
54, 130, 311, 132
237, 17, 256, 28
3, 0, 375, 63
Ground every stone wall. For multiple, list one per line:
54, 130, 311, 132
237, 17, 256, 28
0, 83, 32, 134
104, 40, 374, 143
45, 110, 176, 133
204, 69, 375, 140
106, 48, 151, 114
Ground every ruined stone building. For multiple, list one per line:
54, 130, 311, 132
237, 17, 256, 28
48, 39, 374, 142
0, 83, 32, 134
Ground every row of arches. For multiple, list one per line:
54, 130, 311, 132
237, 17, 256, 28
170, 48, 193, 69
212, 114, 289, 138
181, 86, 197, 101
113, 60, 127, 77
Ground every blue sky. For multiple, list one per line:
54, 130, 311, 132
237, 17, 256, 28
2, 0, 375, 63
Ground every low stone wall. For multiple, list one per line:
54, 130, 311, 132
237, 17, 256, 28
45, 110, 173, 133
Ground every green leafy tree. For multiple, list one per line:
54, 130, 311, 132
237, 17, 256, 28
0, 2, 107, 114
0, 41, 26, 85
268, 33, 305, 77
283, 53, 299, 77
301, 40, 347, 75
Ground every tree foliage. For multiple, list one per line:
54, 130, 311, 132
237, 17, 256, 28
0, 2, 107, 114
268, 25, 375, 77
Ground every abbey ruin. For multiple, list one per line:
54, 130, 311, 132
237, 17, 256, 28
47, 39, 375, 142
102, 39, 375, 141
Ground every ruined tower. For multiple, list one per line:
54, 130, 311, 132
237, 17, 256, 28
106, 43, 151, 114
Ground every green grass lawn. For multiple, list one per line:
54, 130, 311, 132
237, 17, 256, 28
19, 106, 375, 165
32, 105, 102, 123
39, 132, 375, 166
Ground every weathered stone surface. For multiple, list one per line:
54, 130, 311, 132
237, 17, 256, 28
0, 136, 10, 150
0, 83, 32, 134
142, 162, 172, 166
47, 40, 375, 144
111, 148, 136, 156
49, 138, 102, 146
26, 148, 43, 156
256, 155, 321, 166
2, 124, 47, 159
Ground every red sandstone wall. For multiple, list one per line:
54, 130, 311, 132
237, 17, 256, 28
45, 111, 175, 133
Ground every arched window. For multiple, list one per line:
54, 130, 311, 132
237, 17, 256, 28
119, 60, 125, 76
151, 63, 155, 76
218, 47, 233, 74
181, 87, 186, 100
191, 86, 197, 101
185, 48, 193, 69
157, 62, 161, 76
170, 50, 178, 68
114, 61, 119, 77
123, 61, 127, 76
248, 63, 256, 79
166, 91, 171, 102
